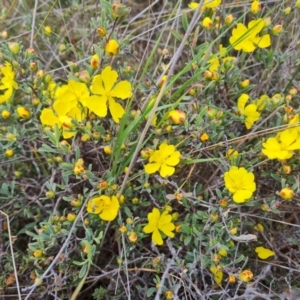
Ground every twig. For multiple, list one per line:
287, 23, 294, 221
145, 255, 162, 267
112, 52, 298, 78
30, 0, 39, 48
0, 210, 22, 300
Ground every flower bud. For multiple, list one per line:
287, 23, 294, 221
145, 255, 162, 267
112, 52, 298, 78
165, 291, 173, 300
29, 61, 37, 71
59, 44, 66, 52
289, 87, 298, 95
251, 1, 261, 14
90, 54, 100, 69
1, 110, 10, 119
240, 79, 250, 88
98, 180, 108, 190
282, 164, 292, 174
44, 26, 52, 36
175, 193, 183, 201
263, 17, 272, 27
202, 17, 213, 29
67, 212, 76, 222
132, 197, 139, 205
272, 24, 283, 35
8, 42, 20, 54
112, 1, 130, 19
158, 75, 167, 88
31, 97, 40, 105
81, 133, 91, 142
225, 14, 234, 26
204, 70, 213, 80
17, 107, 31, 119
200, 133, 209, 142
219, 199, 228, 208
36, 70, 45, 78
218, 248, 227, 257
283, 7, 291, 15
279, 187, 294, 200
211, 71, 220, 81
45, 190, 55, 199
71, 199, 82, 207
168, 110, 186, 124
5, 149, 14, 157
33, 250, 43, 258
119, 225, 127, 234
229, 227, 237, 235
210, 213, 218, 222
228, 275, 236, 283
253, 223, 264, 232
1, 31, 8, 39
239, 270, 253, 282
103, 145, 112, 155
105, 39, 119, 56
97, 26, 106, 37
128, 231, 137, 243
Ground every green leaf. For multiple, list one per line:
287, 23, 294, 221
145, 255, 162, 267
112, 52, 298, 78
38, 144, 58, 154
79, 263, 88, 279
147, 287, 157, 297
181, 11, 189, 32
171, 29, 182, 42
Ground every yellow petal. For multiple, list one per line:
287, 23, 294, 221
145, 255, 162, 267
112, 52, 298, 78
160, 164, 175, 178
40, 108, 60, 127
101, 66, 118, 92
164, 151, 180, 166
111, 80, 132, 99
232, 190, 252, 203
108, 97, 125, 123
100, 195, 119, 221
144, 162, 160, 174
252, 34, 271, 49
85, 95, 108, 117
255, 246, 275, 259
91, 75, 105, 95
152, 228, 163, 245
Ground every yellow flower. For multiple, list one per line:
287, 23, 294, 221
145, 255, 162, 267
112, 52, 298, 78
0, 62, 18, 104
239, 270, 253, 282
143, 208, 175, 245
206, 45, 235, 73
229, 19, 271, 52
226, 148, 239, 160
85, 66, 132, 123
40, 80, 88, 138
237, 94, 260, 129
262, 128, 300, 160
188, 0, 222, 11
105, 39, 119, 56
279, 187, 294, 200
144, 143, 180, 178
255, 246, 275, 259
254, 94, 269, 111
87, 195, 120, 221
224, 166, 256, 203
